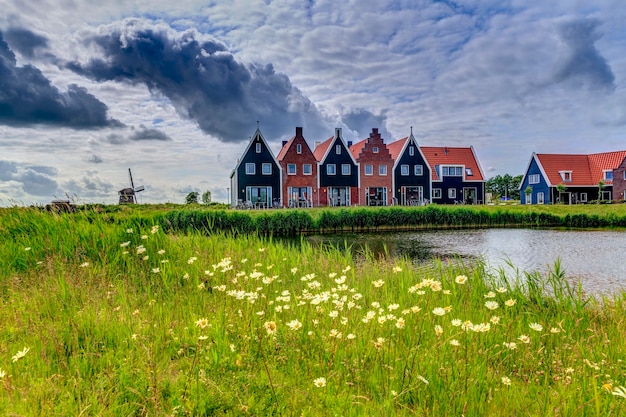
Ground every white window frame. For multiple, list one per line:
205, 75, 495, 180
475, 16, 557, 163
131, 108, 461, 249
287, 164, 296, 175
442, 166, 463, 176
448, 188, 457, 199
409, 146, 414, 156
262, 163, 272, 175
341, 164, 351, 175
379, 165, 387, 176
245, 163, 255, 175
414, 165, 423, 176
335, 144, 341, 155
537, 192, 544, 204
296, 144, 302, 154
465, 168, 473, 176
327, 164, 336, 175
364, 164, 373, 176
580, 193, 588, 202
303, 164, 312, 175
432, 188, 442, 199
255, 143, 261, 153
559, 171, 572, 182
400, 165, 409, 176
373, 146, 379, 153
529, 174, 540, 184
603, 170, 613, 180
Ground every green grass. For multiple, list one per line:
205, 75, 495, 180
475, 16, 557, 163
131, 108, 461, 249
0, 206, 625, 416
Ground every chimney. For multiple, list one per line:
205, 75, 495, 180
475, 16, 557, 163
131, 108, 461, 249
347, 141, 353, 147
335, 127, 342, 138
372, 128, 378, 135
282, 140, 287, 147
296, 126, 303, 137
315, 141, 321, 148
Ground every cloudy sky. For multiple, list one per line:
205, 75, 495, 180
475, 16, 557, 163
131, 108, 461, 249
1, 0, 625, 205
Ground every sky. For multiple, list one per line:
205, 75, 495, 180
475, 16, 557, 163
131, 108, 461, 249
1, 0, 625, 206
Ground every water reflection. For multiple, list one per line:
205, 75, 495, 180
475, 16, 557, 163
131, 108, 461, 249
304, 229, 626, 295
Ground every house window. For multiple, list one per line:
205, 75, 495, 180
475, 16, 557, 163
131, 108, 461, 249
401, 165, 409, 176
303, 164, 312, 175
342, 164, 351, 175
379, 165, 387, 176
448, 188, 457, 199
336, 145, 341, 155
465, 168, 473, 176
604, 170, 613, 180
559, 171, 572, 182
409, 146, 414, 156
327, 164, 336, 175
287, 164, 296, 175
432, 189, 442, 199
262, 163, 272, 175
373, 147, 379, 153
529, 174, 540, 184
365, 164, 373, 176
255, 143, 261, 153
580, 193, 587, 202
245, 163, 255, 175
414, 165, 423, 176
442, 166, 463, 176
296, 144, 302, 154
537, 192, 544, 204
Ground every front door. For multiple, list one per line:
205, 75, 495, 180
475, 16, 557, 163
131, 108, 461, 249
401, 186, 423, 206
463, 187, 477, 204
329, 187, 349, 206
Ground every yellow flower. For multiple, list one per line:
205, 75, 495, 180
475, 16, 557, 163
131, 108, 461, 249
484, 301, 499, 310
518, 335, 531, 344
392, 266, 402, 273
313, 377, 327, 387
12, 347, 30, 363
286, 319, 303, 330
501, 376, 512, 386
432, 307, 446, 316
372, 279, 385, 288
455, 275, 468, 284
195, 317, 209, 329
395, 318, 405, 329
505, 299, 517, 307
264, 321, 277, 335
434, 325, 443, 336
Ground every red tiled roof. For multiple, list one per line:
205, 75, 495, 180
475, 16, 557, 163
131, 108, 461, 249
387, 137, 408, 161
276, 137, 295, 161
421, 146, 485, 181
349, 138, 367, 160
536, 150, 626, 186
313, 136, 334, 161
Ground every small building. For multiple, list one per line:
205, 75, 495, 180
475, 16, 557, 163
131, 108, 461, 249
387, 130, 432, 206
349, 128, 394, 206
277, 127, 318, 207
612, 156, 626, 203
230, 127, 282, 208
421, 146, 485, 204
519, 151, 626, 204
314, 128, 359, 207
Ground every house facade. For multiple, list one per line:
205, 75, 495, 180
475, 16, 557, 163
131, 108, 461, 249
230, 127, 282, 208
421, 146, 485, 204
277, 127, 318, 207
349, 128, 394, 206
519, 151, 626, 204
613, 157, 626, 203
314, 128, 359, 206
387, 131, 431, 205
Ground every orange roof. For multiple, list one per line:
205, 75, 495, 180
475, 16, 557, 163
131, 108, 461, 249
421, 146, 485, 181
536, 151, 626, 186
313, 136, 334, 161
276, 136, 295, 160
387, 137, 408, 161
349, 138, 367, 160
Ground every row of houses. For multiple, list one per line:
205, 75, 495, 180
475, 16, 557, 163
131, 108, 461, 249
230, 126, 485, 208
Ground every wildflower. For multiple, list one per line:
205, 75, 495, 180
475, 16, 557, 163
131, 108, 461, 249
0, 368, 5, 378
182, 273, 190, 280
388, 303, 400, 311
187, 257, 197, 264
450, 339, 460, 346
529, 323, 543, 332
392, 266, 402, 273
504, 299, 517, 307
432, 307, 446, 316
451, 319, 462, 327
24, 247, 31, 251
612, 386, 626, 399
158, 249, 165, 255
434, 325, 443, 336
198, 335, 209, 341
11, 347, 30, 363
136, 245, 146, 254
484, 291, 496, 298
142, 256, 149, 261
132, 309, 140, 316
395, 318, 405, 329
194, 319, 211, 331
550, 327, 561, 334
141, 235, 148, 240
484, 301, 499, 310
417, 375, 429, 385
496, 287, 507, 293
501, 376, 512, 386
230, 344, 236, 352
518, 335, 531, 344
347, 333, 356, 340
503, 342, 517, 350
372, 279, 385, 288
258, 248, 266, 252
329, 310, 339, 318
329, 329, 342, 339
372, 337, 386, 350
198, 282, 205, 290
455, 275, 468, 284
151, 225, 159, 234
490, 316, 501, 325
131, 333, 138, 340
264, 321, 277, 335
391, 390, 398, 397
126, 228, 133, 233
313, 377, 327, 387
152, 268, 160, 273
286, 319, 303, 331
79, 262, 89, 268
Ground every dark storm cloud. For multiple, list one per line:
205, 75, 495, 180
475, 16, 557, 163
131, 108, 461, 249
0, 160, 59, 196
340, 108, 393, 141
68, 19, 330, 142
553, 18, 615, 91
0, 31, 122, 129
3, 28, 48, 58
130, 126, 171, 141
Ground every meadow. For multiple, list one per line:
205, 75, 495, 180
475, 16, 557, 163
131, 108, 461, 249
0, 205, 625, 416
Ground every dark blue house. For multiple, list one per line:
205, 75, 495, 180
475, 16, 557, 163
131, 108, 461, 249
230, 127, 282, 208
387, 131, 432, 205
313, 128, 359, 206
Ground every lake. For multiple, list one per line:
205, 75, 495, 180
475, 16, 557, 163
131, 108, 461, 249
304, 229, 626, 295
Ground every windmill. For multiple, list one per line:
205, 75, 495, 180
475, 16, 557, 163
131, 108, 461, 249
118, 168, 145, 204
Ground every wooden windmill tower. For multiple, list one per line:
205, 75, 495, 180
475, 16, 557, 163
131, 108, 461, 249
118, 168, 145, 204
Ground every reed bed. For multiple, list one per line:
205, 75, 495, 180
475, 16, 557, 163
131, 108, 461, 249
0, 206, 625, 416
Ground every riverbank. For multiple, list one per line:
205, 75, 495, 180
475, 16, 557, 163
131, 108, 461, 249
0, 207, 625, 415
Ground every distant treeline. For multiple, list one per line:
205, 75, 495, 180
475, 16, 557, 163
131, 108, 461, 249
159, 206, 626, 236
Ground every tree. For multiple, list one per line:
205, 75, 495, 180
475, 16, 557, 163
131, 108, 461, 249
486, 174, 523, 200
597, 180, 605, 203
202, 190, 212, 204
555, 183, 566, 203
185, 191, 199, 204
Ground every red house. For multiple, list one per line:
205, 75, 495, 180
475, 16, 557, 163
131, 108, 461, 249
349, 128, 394, 206
277, 127, 318, 207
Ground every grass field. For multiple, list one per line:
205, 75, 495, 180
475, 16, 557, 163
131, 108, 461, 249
0, 205, 625, 416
